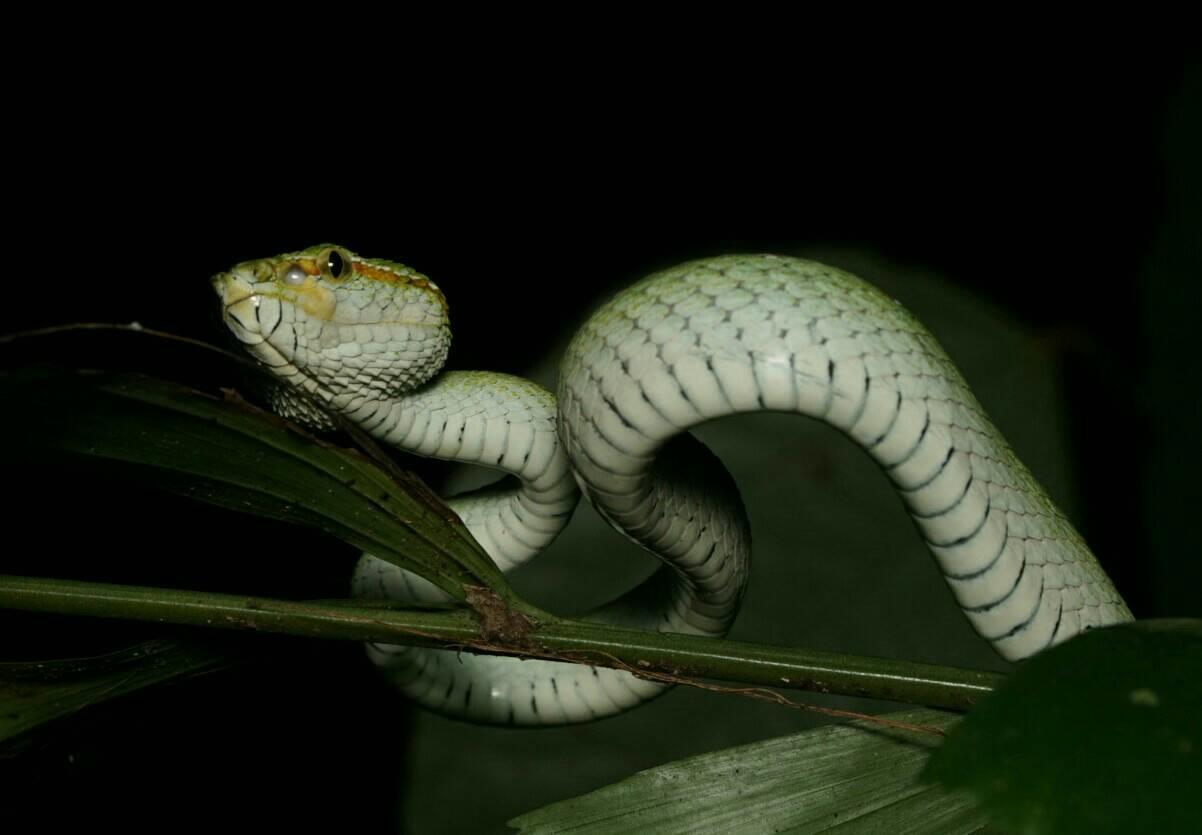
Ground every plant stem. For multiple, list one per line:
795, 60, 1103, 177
0, 574, 1002, 711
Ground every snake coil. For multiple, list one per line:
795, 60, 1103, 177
214, 247, 1130, 725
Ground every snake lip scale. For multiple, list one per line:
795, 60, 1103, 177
212, 245, 1131, 726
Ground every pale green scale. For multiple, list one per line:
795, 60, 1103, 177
214, 247, 1132, 726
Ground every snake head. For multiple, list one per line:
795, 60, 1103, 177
212, 244, 451, 405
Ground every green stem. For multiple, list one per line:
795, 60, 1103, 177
0, 574, 1002, 711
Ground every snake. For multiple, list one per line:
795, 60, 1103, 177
212, 246, 1132, 725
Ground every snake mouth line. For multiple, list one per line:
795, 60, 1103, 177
215, 272, 444, 330
222, 295, 440, 331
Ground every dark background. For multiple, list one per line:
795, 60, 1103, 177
2, 51, 1198, 831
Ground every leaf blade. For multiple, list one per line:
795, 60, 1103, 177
510, 710, 989, 834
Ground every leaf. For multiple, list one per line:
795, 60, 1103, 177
0, 639, 227, 749
0, 367, 513, 605
509, 709, 991, 834
923, 619, 1202, 834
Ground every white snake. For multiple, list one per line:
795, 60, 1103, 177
213, 246, 1131, 725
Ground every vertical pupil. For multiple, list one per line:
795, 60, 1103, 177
328, 251, 344, 277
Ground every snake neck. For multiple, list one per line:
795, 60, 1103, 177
336, 370, 580, 575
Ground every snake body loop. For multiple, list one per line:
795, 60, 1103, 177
214, 247, 1131, 725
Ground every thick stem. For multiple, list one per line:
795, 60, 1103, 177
0, 574, 1002, 711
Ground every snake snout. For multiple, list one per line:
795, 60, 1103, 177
211, 271, 255, 306
211, 271, 264, 343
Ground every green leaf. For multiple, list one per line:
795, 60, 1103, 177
923, 619, 1202, 834
509, 709, 990, 834
0, 368, 513, 605
0, 640, 227, 748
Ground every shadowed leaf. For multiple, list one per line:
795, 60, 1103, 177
923, 619, 1202, 833
0, 367, 513, 604
0, 640, 227, 749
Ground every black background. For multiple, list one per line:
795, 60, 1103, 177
3, 48, 1199, 832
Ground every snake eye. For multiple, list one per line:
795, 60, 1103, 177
326, 249, 347, 279
282, 265, 307, 286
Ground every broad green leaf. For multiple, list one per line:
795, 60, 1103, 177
923, 619, 1202, 834
0, 368, 512, 604
0, 640, 227, 748
509, 709, 991, 834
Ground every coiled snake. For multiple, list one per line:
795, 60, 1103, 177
213, 246, 1131, 725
